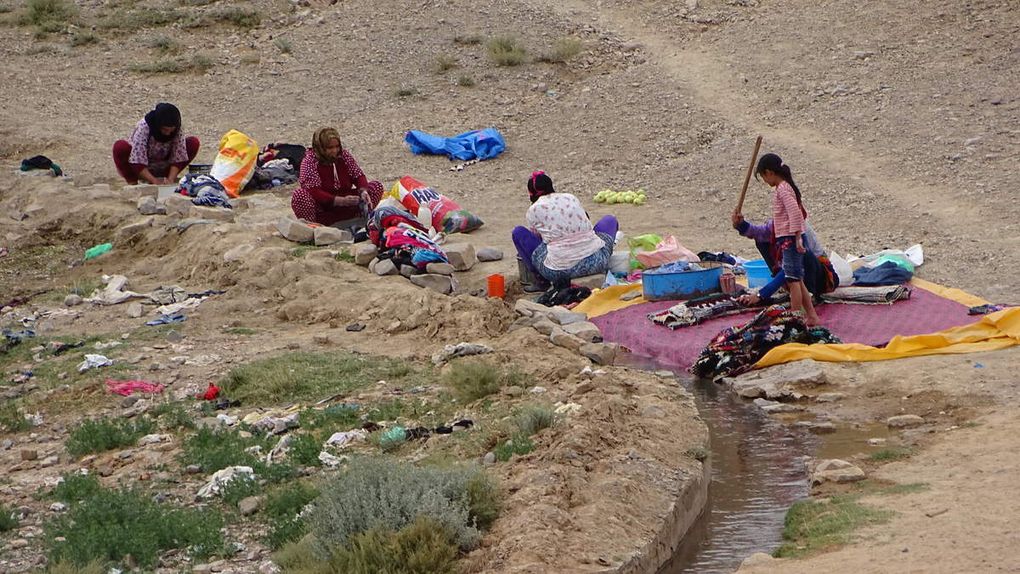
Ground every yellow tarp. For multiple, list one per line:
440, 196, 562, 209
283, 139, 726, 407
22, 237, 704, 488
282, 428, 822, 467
574, 277, 1017, 367
757, 307, 1020, 367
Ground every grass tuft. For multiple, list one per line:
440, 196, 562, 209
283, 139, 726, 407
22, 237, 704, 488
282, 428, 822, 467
274, 37, 292, 54
445, 359, 524, 403
50, 472, 103, 505
66, 417, 155, 457
0, 403, 30, 433
453, 33, 482, 45
537, 36, 583, 63
264, 482, 320, 549
486, 36, 526, 67
684, 446, 709, 462
869, 447, 912, 462
98, 8, 180, 30
0, 503, 17, 532
395, 86, 420, 98
69, 31, 98, 47
774, 495, 893, 558
44, 559, 106, 574
494, 434, 534, 461
20, 0, 74, 26
457, 75, 476, 87
129, 54, 212, 75
147, 34, 181, 54
515, 404, 554, 436
330, 516, 460, 574
432, 54, 457, 74
184, 7, 260, 29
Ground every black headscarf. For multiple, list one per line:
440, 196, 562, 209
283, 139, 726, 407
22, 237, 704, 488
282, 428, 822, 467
527, 171, 555, 203
144, 103, 182, 143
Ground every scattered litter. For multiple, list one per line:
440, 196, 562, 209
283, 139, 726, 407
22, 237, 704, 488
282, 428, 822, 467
21, 154, 63, 176
2, 329, 36, 351
156, 298, 204, 317
77, 354, 113, 373
217, 413, 239, 426
84, 243, 113, 261
449, 158, 481, 172
197, 466, 254, 498
49, 340, 85, 355
137, 434, 171, 446
345, 322, 366, 332
318, 451, 348, 467
554, 402, 582, 415
25, 412, 43, 427
431, 342, 494, 366
529, 386, 548, 394
404, 128, 506, 162
145, 313, 186, 326
86, 275, 148, 306
434, 419, 474, 434
215, 397, 241, 410
266, 435, 292, 465
251, 413, 300, 435
379, 426, 407, 448
324, 429, 368, 449
149, 285, 188, 305
11, 370, 32, 384
974, 363, 984, 369
105, 379, 165, 396
49, 502, 67, 513
969, 304, 1010, 315
198, 383, 221, 401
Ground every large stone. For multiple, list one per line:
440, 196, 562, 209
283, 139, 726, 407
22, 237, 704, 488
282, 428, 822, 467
533, 318, 558, 336
127, 302, 144, 319
137, 196, 166, 215
314, 226, 351, 246
549, 328, 585, 352
514, 298, 549, 317
476, 247, 504, 262
162, 194, 194, 218
223, 244, 255, 263
549, 309, 588, 326
400, 265, 417, 278
354, 244, 378, 266
125, 184, 159, 198
238, 496, 263, 516
562, 321, 602, 343
753, 398, 806, 414
276, 218, 315, 243
426, 262, 456, 276
410, 273, 454, 294
374, 259, 399, 276
191, 206, 236, 223
580, 342, 617, 365
444, 243, 477, 271
725, 359, 826, 401
812, 459, 866, 484
63, 294, 83, 307
887, 414, 925, 429
116, 218, 153, 241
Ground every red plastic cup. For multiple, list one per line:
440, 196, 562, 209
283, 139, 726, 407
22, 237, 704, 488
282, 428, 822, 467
487, 274, 506, 298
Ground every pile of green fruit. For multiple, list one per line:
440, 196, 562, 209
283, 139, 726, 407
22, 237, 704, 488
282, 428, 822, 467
593, 189, 647, 205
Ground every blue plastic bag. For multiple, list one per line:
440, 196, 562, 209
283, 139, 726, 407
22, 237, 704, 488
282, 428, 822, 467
404, 128, 506, 161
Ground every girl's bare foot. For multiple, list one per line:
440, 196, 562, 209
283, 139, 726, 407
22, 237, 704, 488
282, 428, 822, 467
805, 314, 821, 327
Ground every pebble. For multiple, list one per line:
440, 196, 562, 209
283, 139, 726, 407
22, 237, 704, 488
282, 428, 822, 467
186, 464, 203, 474
887, 414, 925, 428
63, 294, 83, 307
40, 455, 59, 467
238, 496, 262, 516
9, 539, 29, 549
1, 439, 12, 449
482, 452, 496, 465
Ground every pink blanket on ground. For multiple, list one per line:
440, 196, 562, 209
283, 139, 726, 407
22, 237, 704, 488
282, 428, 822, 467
590, 287, 976, 370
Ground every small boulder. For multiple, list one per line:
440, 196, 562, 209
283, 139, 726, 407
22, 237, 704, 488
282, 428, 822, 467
238, 496, 263, 516
562, 321, 602, 343
549, 310, 587, 326
162, 194, 194, 217
276, 217, 314, 243
476, 247, 504, 262
400, 265, 417, 278
445, 243, 477, 271
63, 294, 83, 307
410, 273, 454, 294
125, 184, 159, 198
116, 218, 153, 241
425, 262, 456, 276
191, 206, 236, 223
812, 459, 866, 484
815, 393, 845, 403
580, 342, 617, 365
482, 452, 496, 465
514, 298, 549, 317
549, 328, 584, 352
533, 318, 558, 336
753, 398, 805, 414
354, 244, 379, 266
127, 302, 144, 319
374, 259, 399, 276
137, 196, 165, 215
887, 414, 925, 429
314, 226, 351, 246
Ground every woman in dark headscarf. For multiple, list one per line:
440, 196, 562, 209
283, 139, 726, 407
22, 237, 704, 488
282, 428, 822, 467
290, 127, 384, 230
113, 103, 200, 185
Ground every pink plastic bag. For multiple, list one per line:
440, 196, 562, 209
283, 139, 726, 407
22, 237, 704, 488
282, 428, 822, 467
635, 235, 700, 268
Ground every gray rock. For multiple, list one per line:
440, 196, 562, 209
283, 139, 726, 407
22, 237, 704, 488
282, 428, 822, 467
223, 244, 255, 263
9, 539, 29, 549
186, 464, 203, 474
191, 206, 235, 223
238, 496, 263, 516
400, 265, 416, 278
476, 247, 504, 262
409, 273, 454, 294
354, 244, 378, 266
508, 315, 538, 332
40, 455, 59, 467
276, 218, 314, 243
580, 342, 617, 365
812, 459, 866, 484
162, 194, 194, 217
550, 310, 588, 326
482, 452, 496, 465
533, 318, 558, 336
796, 421, 837, 434
125, 184, 159, 198
64, 294, 83, 307
887, 414, 925, 428
815, 393, 845, 403
444, 243, 477, 271
166, 330, 184, 343
20, 449, 37, 461
753, 398, 805, 414
1, 439, 13, 449
562, 321, 602, 343
549, 328, 585, 352
504, 386, 525, 398
314, 226, 351, 246
116, 218, 154, 241
725, 359, 827, 400
514, 298, 550, 317
259, 561, 282, 574
127, 302, 144, 318
374, 259, 399, 276
425, 262, 456, 276
138, 196, 166, 215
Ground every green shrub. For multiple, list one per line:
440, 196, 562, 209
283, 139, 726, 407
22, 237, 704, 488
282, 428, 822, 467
494, 434, 534, 462
307, 459, 498, 555
446, 360, 526, 403
0, 403, 30, 433
0, 503, 17, 532
50, 472, 103, 505
274, 37, 292, 54
98, 8, 180, 29
538, 36, 583, 63
45, 560, 106, 574
66, 417, 155, 457
147, 35, 181, 54
46, 486, 223, 568
486, 36, 525, 66
129, 54, 212, 74
515, 404, 554, 436
180, 427, 261, 472
69, 31, 98, 46
464, 473, 500, 530
395, 86, 419, 98
301, 404, 360, 431
432, 54, 457, 74
150, 401, 196, 430
288, 433, 323, 467
184, 7, 260, 29
457, 75, 476, 87
774, 495, 893, 558
332, 516, 459, 574
870, 447, 912, 461
20, 0, 74, 26
264, 482, 320, 549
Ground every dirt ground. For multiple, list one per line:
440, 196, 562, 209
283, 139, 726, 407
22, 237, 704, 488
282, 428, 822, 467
1, 0, 1018, 571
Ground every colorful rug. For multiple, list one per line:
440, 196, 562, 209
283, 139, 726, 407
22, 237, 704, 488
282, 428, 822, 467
591, 286, 984, 370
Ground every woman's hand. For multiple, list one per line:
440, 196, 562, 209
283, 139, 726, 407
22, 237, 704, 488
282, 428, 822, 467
737, 292, 761, 306
333, 195, 360, 207
731, 212, 744, 229
358, 189, 371, 205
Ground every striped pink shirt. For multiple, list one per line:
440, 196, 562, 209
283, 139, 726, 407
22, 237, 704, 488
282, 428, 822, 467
771, 181, 806, 237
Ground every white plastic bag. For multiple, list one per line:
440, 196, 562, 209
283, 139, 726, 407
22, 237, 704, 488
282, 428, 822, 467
829, 251, 854, 287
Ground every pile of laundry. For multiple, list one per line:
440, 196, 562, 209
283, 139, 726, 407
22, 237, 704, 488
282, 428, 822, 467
368, 202, 450, 271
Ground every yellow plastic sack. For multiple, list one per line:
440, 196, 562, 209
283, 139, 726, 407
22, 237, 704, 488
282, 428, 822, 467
210, 130, 258, 198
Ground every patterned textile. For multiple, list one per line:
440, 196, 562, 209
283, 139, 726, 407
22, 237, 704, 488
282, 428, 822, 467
649, 297, 746, 330
383, 223, 448, 269
772, 181, 806, 238
526, 193, 605, 270
533, 231, 614, 284
690, 305, 841, 380
127, 119, 188, 171
368, 205, 426, 248
823, 285, 911, 305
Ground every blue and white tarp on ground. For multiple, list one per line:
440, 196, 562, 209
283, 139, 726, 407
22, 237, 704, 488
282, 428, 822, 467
404, 128, 506, 161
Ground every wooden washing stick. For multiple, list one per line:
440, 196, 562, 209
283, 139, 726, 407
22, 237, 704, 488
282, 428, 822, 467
735, 135, 763, 215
